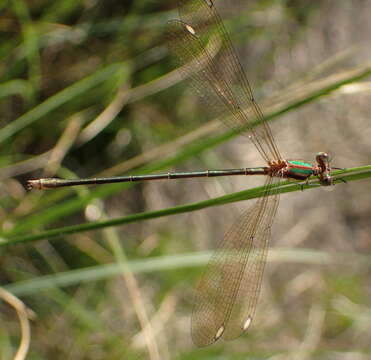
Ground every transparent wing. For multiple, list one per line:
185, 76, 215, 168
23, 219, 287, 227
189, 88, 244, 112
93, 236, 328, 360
166, 0, 281, 162
191, 176, 280, 347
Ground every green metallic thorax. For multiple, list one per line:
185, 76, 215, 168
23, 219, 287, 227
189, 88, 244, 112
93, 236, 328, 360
286, 160, 315, 180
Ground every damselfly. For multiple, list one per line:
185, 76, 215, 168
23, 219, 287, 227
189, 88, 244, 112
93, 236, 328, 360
28, 0, 339, 347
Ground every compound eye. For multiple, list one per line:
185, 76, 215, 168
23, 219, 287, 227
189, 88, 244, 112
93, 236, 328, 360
316, 152, 328, 161
321, 175, 333, 186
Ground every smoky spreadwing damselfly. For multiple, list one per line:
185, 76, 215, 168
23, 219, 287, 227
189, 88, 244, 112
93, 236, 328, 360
28, 0, 341, 347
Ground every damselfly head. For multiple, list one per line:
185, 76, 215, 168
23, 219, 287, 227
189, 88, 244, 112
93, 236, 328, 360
315, 152, 329, 165
315, 152, 335, 186
315, 152, 331, 172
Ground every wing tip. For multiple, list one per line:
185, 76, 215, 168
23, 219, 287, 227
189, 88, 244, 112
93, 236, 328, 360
191, 324, 225, 347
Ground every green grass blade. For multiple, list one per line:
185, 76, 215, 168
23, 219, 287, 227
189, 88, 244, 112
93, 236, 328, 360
0, 62, 125, 144
5, 248, 370, 297
11, 63, 371, 233
3, 165, 370, 247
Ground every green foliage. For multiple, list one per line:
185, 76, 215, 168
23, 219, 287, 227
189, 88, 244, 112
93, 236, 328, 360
1, 1, 371, 359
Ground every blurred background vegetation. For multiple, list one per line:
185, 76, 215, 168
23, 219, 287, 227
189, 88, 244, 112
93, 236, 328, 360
1, 0, 371, 359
